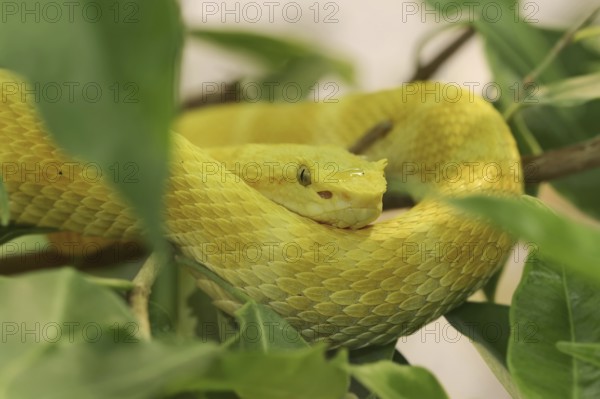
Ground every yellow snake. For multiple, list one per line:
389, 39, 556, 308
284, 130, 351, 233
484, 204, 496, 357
0, 70, 522, 348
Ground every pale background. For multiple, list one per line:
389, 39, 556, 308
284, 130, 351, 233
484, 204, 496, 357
177, 1, 598, 398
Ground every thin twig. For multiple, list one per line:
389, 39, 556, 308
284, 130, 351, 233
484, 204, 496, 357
504, 6, 600, 120
408, 26, 475, 82
181, 81, 242, 111
348, 120, 394, 154
522, 7, 600, 86
85, 275, 136, 291
130, 253, 163, 341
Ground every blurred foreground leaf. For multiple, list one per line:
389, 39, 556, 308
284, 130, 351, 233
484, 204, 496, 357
0, 0, 183, 251
451, 195, 600, 283
0, 268, 351, 399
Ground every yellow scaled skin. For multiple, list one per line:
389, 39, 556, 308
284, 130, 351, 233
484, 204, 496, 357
1, 71, 522, 348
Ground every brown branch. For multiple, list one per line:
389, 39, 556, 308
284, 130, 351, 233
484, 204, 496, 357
383, 135, 600, 210
408, 26, 475, 82
0, 239, 148, 275
522, 135, 600, 183
348, 120, 394, 154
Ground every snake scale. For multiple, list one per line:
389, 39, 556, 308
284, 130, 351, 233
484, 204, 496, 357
0, 70, 522, 348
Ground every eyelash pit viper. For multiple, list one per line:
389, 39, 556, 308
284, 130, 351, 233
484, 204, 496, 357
0, 70, 522, 348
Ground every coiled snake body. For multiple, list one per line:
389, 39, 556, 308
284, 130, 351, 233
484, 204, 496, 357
1, 71, 522, 348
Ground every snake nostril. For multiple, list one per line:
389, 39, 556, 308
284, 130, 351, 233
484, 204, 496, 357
318, 191, 333, 199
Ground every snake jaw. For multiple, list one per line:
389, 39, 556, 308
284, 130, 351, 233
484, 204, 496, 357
316, 207, 382, 229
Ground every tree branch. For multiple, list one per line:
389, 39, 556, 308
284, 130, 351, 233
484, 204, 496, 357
348, 120, 394, 154
383, 135, 600, 209
0, 239, 147, 275
408, 26, 475, 82
522, 135, 600, 183
180, 81, 241, 111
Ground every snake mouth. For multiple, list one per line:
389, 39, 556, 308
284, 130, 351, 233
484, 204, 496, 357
315, 207, 381, 229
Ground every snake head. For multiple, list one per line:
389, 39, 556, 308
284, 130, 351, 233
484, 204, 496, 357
293, 150, 388, 229
297, 154, 387, 229
213, 144, 387, 229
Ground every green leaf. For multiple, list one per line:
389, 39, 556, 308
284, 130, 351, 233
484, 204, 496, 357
346, 342, 409, 399
348, 362, 448, 399
255, 56, 341, 102
0, 268, 348, 399
233, 302, 309, 351
574, 25, 600, 43
0, 268, 226, 399
190, 347, 350, 399
0, 0, 183, 251
180, 256, 309, 350
347, 342, 407, 366
508, 257, 600, 398
188, 29, 354, 103
5, 338, 222, 399
189, 29, 353, 82
534, 72, 600, 107
450, 195, 600, 284
445, 302, 521, 398
0, 268, 135, 346
556, 342, 600, 368
189, 29, 316, 68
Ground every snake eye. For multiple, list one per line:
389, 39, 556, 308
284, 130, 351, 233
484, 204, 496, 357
297, 165, 311, 186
